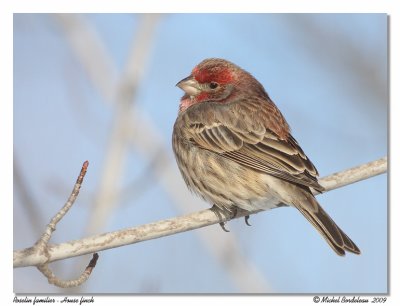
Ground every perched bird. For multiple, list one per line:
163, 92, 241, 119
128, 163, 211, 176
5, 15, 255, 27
172, 58, 360, 256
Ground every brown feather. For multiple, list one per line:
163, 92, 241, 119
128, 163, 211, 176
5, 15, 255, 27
182, 100, 324, 192
292, 193, 361, 255
173, 58, 360, 256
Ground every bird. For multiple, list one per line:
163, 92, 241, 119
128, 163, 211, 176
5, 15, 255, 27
172, 58, 360, 256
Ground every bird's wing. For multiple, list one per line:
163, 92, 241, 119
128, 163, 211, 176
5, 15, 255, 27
182, 100, 324, 192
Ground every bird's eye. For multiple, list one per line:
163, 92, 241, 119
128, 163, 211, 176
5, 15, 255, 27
209, 82, 219, 89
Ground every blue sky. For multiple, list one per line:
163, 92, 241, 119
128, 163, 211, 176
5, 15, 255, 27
13, 13, 387, 294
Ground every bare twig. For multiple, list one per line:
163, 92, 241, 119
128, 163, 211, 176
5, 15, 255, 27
13, 157, 387, 269
28, 161, 99, 288
37, 253, 99, 288
317, 157, 387, 192
34, 161, 89, 250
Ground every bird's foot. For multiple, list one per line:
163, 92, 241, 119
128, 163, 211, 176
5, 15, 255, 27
231, 206, 252, 227
211, 206, 253, 231
210, 205, 232, 232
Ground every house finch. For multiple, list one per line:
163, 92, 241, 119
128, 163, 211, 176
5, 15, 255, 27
172, 58, 360, 256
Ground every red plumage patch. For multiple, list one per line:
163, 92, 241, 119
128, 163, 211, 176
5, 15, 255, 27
192, 66, 235, 85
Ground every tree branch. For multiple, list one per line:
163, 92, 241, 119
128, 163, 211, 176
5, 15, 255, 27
36, 253, 99, 288
316, 157, 387, 192
18, 161, 99, 288
13, 157, 386, 270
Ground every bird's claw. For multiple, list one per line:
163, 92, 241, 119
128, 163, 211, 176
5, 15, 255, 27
245, 215, 252, 226
219, 222, 230, 232
211, 205, 231, 232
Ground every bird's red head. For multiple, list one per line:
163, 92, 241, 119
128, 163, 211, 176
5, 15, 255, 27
191, 61, 237, 85
176, 58, 270, 114
176, 58, 245, 112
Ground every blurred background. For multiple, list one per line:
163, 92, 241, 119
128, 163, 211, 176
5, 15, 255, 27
13, 13, 387, 294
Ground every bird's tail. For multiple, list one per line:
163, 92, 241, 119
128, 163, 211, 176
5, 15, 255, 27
294, 197, 361, 256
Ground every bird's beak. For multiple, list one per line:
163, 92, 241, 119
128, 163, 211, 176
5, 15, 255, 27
176, 75, 201, 97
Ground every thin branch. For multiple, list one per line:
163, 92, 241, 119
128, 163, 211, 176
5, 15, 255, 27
26, 161, 99, 288
34, 161, 89, 250
37, 253, 99, 288
13, 157, 387, 269
317, 157, 387, 192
